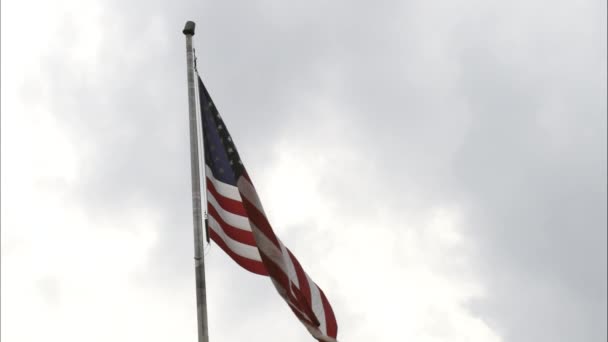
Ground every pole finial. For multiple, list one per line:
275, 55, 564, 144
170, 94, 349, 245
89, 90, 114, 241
183, 21, 196, 36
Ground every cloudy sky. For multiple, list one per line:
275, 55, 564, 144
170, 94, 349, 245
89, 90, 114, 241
1, 0, 606, 341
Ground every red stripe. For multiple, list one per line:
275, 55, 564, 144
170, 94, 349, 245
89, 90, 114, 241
288, 250, 312, 304
287, 250, 318, 326
259, 251, 320, 327
241, 169, 252, 183
209, 230, 268, 276
206, 178, 246, 216
207, 205, 257, 246
290, 284, 320, 327
287, 302, 317, 328
319, 288, 338, 338
259, 252, 291, 291
240, 195, 281, 249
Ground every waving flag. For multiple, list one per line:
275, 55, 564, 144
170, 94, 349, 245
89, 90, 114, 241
197, 75, 338, 342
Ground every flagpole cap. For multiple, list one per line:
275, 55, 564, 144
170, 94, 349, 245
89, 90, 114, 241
183, 21, 196, 35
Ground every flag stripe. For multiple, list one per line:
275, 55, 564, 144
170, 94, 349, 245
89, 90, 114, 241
320, 289, 338, 338
208, 229, 268, 275
207, 205, 257, 246
288, 250, 313, 319
290, 283, 320, 327
307, 275, 327, 336
206, 178, 247, 216
260, 252, 293, 298
240, 195, 282, 249
206, 166, 241, 201
280, 243, 300, 288
207, 192, 251, 231
251, 224, 290, 275
287, 301, 318, 328
237, 175, 267, 215
207, 216, 261, 261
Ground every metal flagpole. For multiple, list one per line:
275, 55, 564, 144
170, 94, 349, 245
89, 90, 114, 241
183, 20, 209, 342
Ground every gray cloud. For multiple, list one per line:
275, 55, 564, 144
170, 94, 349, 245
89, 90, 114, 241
17, 0, 607, 341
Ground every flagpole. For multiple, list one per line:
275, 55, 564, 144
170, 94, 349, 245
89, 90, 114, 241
183, 20, 210, 342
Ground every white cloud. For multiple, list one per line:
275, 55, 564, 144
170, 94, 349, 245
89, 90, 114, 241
0, 2, 187, 341
2, 0, 604, 341
250, 110, 502, 341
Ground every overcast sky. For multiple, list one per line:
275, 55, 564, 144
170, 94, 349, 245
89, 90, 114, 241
1, 1, 606, 341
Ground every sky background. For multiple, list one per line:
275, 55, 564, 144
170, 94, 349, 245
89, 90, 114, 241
1, 1, 606, 341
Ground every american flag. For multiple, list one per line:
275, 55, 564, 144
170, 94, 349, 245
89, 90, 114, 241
197, 75, 338, 342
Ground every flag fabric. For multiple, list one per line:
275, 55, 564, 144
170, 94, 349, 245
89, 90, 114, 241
197, 75, 338, 342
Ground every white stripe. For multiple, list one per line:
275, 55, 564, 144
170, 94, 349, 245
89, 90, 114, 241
287, 301, 316, 325
207, 216, 262, 261
270, 269, 332, 342
207, 192, 251, 231
249, 223, 289, 275
237, 177, 266, 215
303, 324, 336, 342
206, 166, 241, 201
280, 243, 300, 289
270, 278, 289, 298
250, 224, 322, 329
307, 274, 327, 336
269, 274, 319, 328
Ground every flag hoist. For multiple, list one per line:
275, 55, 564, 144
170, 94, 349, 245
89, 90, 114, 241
182, 21, 338, 342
